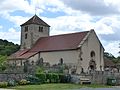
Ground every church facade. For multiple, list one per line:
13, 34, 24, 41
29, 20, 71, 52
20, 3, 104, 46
8, 15, 104, 74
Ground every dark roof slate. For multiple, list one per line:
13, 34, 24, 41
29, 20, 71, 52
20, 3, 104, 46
21, 15, 50, 27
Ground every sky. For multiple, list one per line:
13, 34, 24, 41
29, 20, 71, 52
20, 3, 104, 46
0, 0, 120, 57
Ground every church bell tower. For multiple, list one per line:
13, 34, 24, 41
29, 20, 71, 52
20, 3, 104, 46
20, 15, 50, 50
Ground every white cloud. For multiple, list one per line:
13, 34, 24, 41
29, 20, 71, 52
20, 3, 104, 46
104, 41, 120, 57
0, 0, 119, 57
61, 0, 120, 15
44, 15, 118, 37
0, 0, 35, 14
0, 28, 20, 44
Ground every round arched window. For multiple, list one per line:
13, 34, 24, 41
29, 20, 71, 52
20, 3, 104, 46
90, 51, 95, 57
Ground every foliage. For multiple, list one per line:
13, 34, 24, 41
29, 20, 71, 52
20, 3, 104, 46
104, 52, 120, 66
35, 71, 71, 84
35, 73, 46, 83
25, 75, 41, 85
51, 73, 59, 83
0, 81, 8, 88
0, 55, 7, 71
36, 67, 44, 73
0, 39, 20, 56
46, 73, 59, 83
0, 39, 20, 71
19, 79, 29, 85
59, 74, 71, 83
46, 73, 52, 82
7, 79, 16, 86
104, 52, 115, 60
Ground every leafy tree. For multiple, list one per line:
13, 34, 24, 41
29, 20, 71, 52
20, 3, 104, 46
0, 55, 7, 71
104, 52, 115, 60
0, 39, 20, 56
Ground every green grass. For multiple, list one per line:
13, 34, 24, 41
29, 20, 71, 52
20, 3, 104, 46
9, 83, 111, 90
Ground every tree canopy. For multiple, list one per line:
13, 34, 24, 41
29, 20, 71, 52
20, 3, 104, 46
104, 52, 115, 60
0, 39, 20, 56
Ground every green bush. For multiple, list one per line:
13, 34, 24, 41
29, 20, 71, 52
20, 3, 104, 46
35, 73, 46, 83
51, 73, 59, 83
26, 75, 41, 85
0, 82, 8, 88
36, 67, 44, 73
46, 73, 52, 83
7, 79, 16, 86
59, 74, 65, 83
19, 79, 29, 85
59, 74, 71, 83
46, 73, 59, 83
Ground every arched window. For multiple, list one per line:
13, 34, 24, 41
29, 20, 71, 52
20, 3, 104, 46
89, 51, 96, 71
90, 51, 95, 60
90, 51, 95, 57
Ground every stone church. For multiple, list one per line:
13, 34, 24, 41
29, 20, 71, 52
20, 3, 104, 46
8, 15, 104, 74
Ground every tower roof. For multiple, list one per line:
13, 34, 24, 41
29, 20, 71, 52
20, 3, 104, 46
21, 15, 50, 27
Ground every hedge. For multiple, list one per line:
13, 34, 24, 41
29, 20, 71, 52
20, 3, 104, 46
0, 82, 8, 88
35, 73, 46, 83
35, 73, 71, 84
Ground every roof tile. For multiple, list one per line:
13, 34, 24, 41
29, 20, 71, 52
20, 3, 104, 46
30, 31, 89, 52
21, 15, 50, 27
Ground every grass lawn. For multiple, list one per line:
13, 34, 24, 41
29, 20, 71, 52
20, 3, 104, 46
8, 83, 111, 90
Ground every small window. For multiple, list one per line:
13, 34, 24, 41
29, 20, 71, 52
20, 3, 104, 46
90, 51, 95, 57
25, 26, 28, 32
25, 33, 27, 39
39, 26, 43, 32
59, 58, 63, 65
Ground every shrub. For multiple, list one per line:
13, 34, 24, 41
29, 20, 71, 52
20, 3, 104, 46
51, 73, 59, 83
7, 79, 16, 86
46, 73, 60, 83
19, 79, 28, 85
59, 74, 65, 83
36, 67, 44, 73
0, 82, 8, 88
26, 75, 41, 85
35, 73, 46, 83
59, 74, 71, 83
46, 73, 52, 83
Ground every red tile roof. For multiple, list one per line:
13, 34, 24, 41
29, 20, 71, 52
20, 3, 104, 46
8, 31, 89, 59
30, 31, 89, 52
21, 14, 50, 27
18, 52, 37, 59
8, 49, 29, 60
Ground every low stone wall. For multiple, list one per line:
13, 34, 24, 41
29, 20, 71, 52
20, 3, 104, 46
0, 71, 120, 85
83, 71, 120, 84
0, 73, 27, 82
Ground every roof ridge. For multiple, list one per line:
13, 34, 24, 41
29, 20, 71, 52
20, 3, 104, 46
46, 31, 89, 38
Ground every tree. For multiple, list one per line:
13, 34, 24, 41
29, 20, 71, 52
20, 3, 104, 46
104, 52, 115, 60
0, 55, 7, 71
0, 39, 20, 56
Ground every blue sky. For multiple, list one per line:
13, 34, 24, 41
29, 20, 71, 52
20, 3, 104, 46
0, 0, 120, 57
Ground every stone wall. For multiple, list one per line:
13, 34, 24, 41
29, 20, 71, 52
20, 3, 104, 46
83, 71, 120, 84
0, 73, 27, 82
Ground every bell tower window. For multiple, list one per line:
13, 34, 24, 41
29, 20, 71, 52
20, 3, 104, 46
25, 26, 28, 32
25, 33, 27, 39
39, 26, 43, 32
